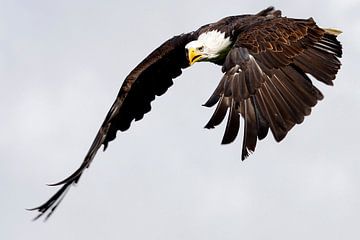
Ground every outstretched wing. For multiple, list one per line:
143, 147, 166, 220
29, 32, 197, 220
204, 16, 342, 159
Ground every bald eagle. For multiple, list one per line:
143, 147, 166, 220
30, 7, 342, 220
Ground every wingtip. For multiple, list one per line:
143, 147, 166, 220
47, 180, 67, 187
26, 206, 38, 212
241, 149, 252, 161
202, 96, 219, 108
26, 206, 46, 221
46, 167, 83, 186
204, 122, 214, 129
221, 136, 236, 145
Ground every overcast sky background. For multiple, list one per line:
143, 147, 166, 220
1, 0, 359, 239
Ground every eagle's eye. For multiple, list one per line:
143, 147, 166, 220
198, 46, 204, 52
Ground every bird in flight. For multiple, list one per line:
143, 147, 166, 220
29, 7, 342, 220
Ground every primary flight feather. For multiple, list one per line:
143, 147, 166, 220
30, 7, 342, 220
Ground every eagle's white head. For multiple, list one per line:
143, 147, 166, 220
185, 30, 232, 65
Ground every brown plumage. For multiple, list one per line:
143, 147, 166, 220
30, 7, 342, 220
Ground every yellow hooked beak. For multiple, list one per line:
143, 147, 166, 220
187, 47, 203, 65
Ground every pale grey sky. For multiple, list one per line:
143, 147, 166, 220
1, 0, 359, 239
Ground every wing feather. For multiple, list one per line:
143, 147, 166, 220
204, 95, 229, 129
221, 99, 240, 144
204, 13, 342, 159
29, 32, 197, 220
242, 98, 258, 158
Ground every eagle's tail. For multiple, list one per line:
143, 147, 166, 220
323, 28, 343, 36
